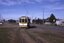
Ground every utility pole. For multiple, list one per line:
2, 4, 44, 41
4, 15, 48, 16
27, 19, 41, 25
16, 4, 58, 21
0, 14, 2, 21
43, 8, 44, 24
0, 13, 3, 21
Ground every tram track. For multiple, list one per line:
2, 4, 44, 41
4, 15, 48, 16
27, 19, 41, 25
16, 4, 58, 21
19, 29, 36, 43
1, 23, 64, 43
26, 30, 49, 43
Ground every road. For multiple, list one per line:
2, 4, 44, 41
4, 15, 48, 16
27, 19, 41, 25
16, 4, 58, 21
0, 23, 64, 43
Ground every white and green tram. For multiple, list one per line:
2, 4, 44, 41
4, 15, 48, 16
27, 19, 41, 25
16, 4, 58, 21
19, 16, 30, 28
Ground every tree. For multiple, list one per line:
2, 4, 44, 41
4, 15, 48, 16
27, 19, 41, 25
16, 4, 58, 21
32, 18, 43, 24
8, 19, 16, 23
49, 13, 56, 23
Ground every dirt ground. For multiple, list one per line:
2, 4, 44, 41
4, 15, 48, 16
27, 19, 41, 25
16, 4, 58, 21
0, 23, 64, 43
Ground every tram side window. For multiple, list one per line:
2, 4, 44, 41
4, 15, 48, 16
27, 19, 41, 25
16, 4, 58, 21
28, 19, 30, 23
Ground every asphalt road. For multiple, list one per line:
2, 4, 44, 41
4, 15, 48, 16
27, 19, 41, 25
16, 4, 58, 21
0, 23, 64, 43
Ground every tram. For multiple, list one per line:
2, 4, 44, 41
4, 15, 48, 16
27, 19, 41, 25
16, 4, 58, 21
19, 16, 30, 28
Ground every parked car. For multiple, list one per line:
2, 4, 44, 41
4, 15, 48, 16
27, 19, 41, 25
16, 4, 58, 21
0, 20, 4, 25
0, 22, 3, 25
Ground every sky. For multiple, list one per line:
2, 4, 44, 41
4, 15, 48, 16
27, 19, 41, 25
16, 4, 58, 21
0, 0, 64, 20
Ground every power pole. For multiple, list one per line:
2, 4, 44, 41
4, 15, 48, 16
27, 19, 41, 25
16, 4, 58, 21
43, 9, 44, 24
0, 14, 2, 21
0, 14, 3, 21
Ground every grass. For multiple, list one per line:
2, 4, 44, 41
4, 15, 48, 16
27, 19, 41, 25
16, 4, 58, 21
0, 28, 9, 43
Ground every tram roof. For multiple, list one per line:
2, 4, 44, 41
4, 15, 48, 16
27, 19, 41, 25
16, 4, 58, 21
20, 16, 30, 19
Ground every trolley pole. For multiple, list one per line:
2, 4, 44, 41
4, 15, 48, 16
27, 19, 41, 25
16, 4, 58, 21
24, 5, 28, 16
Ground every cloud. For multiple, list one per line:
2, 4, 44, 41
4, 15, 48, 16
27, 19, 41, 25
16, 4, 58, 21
0, 0, 36, 6
35, 0, 42, 2
0, 0, 64, 11
0, 0, 64, 6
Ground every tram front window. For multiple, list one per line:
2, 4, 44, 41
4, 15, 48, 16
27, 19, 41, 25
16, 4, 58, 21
20, 19, 27, 23
24, 19, 27, 23
21, 19, 24, 22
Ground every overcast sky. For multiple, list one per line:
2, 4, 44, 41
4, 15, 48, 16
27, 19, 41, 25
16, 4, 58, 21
0, 0, 64, 20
